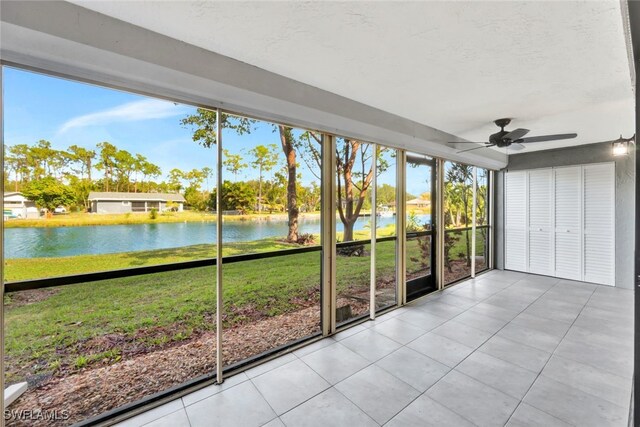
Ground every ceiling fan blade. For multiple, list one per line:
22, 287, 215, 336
447, 141, 488, 144
519, 133, 577, 143
457, 144, 494, 154
502, 128, 530, 141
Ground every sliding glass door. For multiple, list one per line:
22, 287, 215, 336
405, 153, 436, 301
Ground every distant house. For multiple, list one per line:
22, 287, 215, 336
406, 198, 430, 208
88, 192, 186, 214
3, 192, 39, 219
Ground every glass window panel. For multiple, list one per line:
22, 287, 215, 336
375, 147, 397, 308
474, 227, 489, 275
476, 168, 489, 226
335, 137, 374, 325
444, 229, 472, 283
3, 66, 218, 423
220, 114, 322, 367
376, 148, 397, 238
375, 239, 397, 310
444, 161, 474, 285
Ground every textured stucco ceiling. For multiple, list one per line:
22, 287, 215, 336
70, 0, 634, 153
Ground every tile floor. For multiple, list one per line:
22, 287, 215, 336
115, 270, 634, 427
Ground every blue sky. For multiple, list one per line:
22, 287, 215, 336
3, 66, 399, 190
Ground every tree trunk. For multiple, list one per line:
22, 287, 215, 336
463, 199, 471, 267
343, 219, 356, 242
258, 164, 263, 212
279, 126, 298, 242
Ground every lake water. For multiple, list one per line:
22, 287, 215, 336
5, 214, 431, 259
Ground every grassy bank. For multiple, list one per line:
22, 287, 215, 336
4, 210, 325, 228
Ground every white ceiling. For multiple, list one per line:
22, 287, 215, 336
71, 0, 634, 153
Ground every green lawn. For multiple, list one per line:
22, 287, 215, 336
4, 236, 402, 384
4, 223, 483, 384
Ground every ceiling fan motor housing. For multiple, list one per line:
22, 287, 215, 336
490, 130, 512, 147
491, 118, 514, 147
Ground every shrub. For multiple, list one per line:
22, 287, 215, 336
149, 208, 158, 220
297, 233, 316, 245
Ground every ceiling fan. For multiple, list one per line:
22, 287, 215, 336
449, 118, 577, 153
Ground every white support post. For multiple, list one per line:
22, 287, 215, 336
471, 167, 477, 278
488, 170, 495, 269
396, 150, 407, 305
436, 159, 446, 290
215, 109, 223, 384
321, 135, 337, 335
370, 146, 377, 320
1, 66, 6, 427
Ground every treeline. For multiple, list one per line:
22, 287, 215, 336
3, 140, 214, 212
6, 110, 401, 245
181, 109, 403, 242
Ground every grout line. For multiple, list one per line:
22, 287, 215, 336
347, 273, 531, 427
285, 356, 383, 425
502, 284, 598, 426
396, 274, 566, 424
182, 406, 194, 427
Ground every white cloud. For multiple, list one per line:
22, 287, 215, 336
58, 99, 190, 133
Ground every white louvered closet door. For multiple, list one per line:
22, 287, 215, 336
583, 163, 615, 286
505, 171, 527, 271
554, 166, 582, 280
528, 169, 553, 275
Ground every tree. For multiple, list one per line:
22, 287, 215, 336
30, 140, 55, 179
278, 126, 300, 242
6, 144, 30, 191
114, 149, 135, 191
22, 177, 74, 214
167, 168, 184, 192
335, 140, 380, 242
201, 166, 213, 191
222, 149, 247, 180
211, 181, 256, 213
68, 145, 96, 181
181, 109, 305, 242
180, 109, 253, 148
376, 183, 396, 207
248, 144, 279, 211
445, 163, 474, 266
140, 159, 161, 193
96, 142, 117, 192
67, 175, 93, 211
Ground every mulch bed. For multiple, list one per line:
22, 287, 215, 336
7, 260, 485, 426
8, 306, 323, 426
